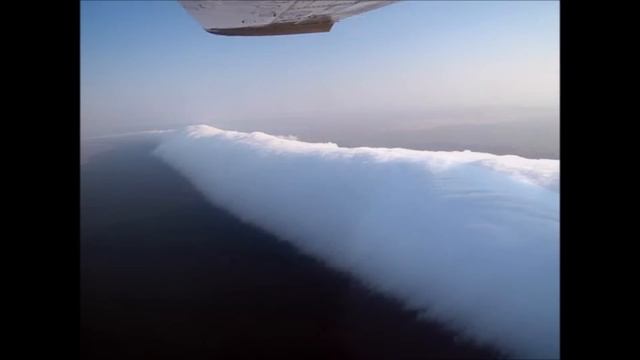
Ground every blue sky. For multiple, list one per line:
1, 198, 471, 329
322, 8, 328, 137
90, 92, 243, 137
81, 1, 559, 137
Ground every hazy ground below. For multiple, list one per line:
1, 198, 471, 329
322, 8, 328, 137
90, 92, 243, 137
83, 107, 559, 161
298, 118, 559, 159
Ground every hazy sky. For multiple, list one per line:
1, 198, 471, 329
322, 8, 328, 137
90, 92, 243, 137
81, 0, 559, 138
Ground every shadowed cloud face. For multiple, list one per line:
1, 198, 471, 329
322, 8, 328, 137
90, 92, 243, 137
153, 125, 559, 359
81, 138, 505, 359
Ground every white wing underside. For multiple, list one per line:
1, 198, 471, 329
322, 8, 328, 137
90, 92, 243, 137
179, 0, 396, 36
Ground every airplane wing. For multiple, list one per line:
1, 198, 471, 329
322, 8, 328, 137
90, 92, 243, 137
179, 0, 396, 36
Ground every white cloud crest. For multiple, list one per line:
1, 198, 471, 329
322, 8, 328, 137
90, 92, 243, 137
153, 125, 559, 359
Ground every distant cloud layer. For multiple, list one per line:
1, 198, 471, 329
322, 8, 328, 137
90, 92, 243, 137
153, 125, 559, 359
